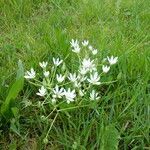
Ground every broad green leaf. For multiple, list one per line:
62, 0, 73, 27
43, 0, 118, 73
100, 124, 120, 150
0, 60, 24, 119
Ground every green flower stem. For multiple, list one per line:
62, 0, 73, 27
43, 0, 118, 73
33, 78, 43, 84
28, 80, 42, 87
46, 107, 57, 119
51, 67, 57, 84
58, 104, 90, 112
101, 80, 118, 85
45, 112, 58, 139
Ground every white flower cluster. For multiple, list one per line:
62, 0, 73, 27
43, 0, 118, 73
24, 39, 118, 104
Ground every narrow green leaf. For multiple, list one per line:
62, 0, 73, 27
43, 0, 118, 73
0, 60, 24, 119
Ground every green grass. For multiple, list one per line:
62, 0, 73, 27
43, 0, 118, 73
0, 0, 149, 149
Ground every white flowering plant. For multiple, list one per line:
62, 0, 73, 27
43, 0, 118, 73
24, 39, 118, 143
24, 39, 118, 107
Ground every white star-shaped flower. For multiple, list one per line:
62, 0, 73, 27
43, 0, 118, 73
92, 49, 98, 55
70, 39, 81, 53
53, 58, 63, 67
74, 81, 81, 88
68, 73, 79, 83
44, 71, 50, 77
90, 90, 100, 100
107, 56, 118, 65
82, 58, 96, 72
64, 88, 76, 104
79, 67, 88, 75
24, 68, 36, 79
36, 86, 46, 97
102, 65, 110, 73
82, 40, 89, 46
70, 39, 79, 48
39, 61, 48, 68
52, 85, 64, 99
87, 72, 101, 85
72, 45, 81, 53
56, 74, 65, 83
88, 45, 93, 51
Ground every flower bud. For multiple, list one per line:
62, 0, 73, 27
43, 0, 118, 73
40, 115, 47, 122
61, 63, 66, 72
37, 101, 41, 108
43, 137, 48, 144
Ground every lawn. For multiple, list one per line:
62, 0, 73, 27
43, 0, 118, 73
0, 0, 149, 149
